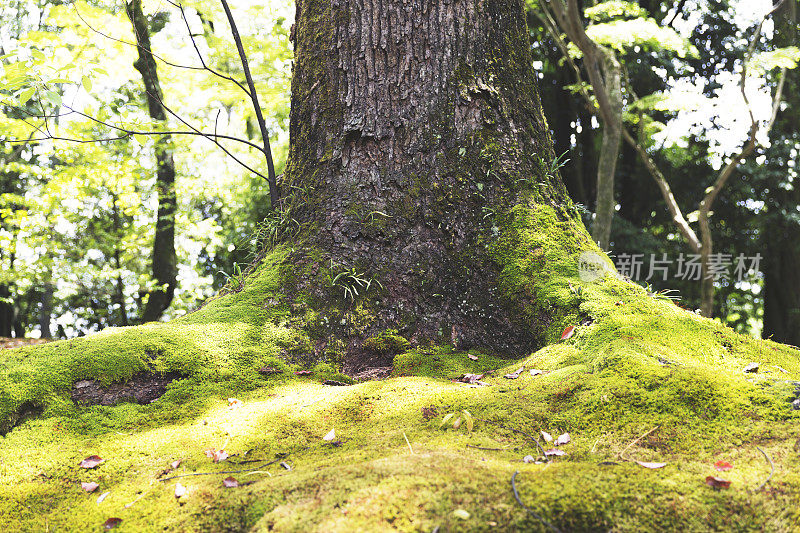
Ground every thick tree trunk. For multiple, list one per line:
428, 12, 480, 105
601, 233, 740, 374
279, 0, 576, 372
126, 0, 177, 323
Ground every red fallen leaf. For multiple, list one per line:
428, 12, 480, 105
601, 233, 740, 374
81, 481, 99, 493
544, 448, 566, 456
705, 476, 731, 489
560, 325, 576, 341
294, 370, 312, 376
467, 354, 478, 361
554, 433, 571, 446
79, 455, 104, 469
714, 460, 733, 472
636, 461, 667, 469
228, 397, 242, 409
223, 476, 239, 488
103, 517, 122, 530
170, 459, 182, 469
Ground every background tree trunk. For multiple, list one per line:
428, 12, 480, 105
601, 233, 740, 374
126, 0, 177, 323
281, 0, 577, 372
592, 56, 622, 250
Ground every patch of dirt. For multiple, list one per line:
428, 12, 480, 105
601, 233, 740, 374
351, 367, 392, 381
0, 337, 50, 350
71, 372, 183, 406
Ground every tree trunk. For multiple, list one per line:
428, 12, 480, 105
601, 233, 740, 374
591, 55, 622, 251
126, 0, 177, 323
39, 282, 53, 339
0, 284, 13, 337
278, 0, 579, 372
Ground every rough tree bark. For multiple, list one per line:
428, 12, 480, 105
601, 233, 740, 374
126, 0, 178, 323
274, 0, 578, 373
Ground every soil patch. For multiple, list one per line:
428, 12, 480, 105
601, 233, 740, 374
71, 372, 183, 406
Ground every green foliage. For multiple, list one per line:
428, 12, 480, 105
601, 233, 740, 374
328, 262, 382, 302
748, 46, 800, 75
583, 1, 647, 22
586, 18, 698, 58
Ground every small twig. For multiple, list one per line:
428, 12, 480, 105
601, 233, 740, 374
403, 432, 414, 454
618, 426, 660, 461
159, 457, 285, 481
755, 446, 774, 492
478, 419, 549, 462
511, 471, 561, 533
466, 444, 515, 451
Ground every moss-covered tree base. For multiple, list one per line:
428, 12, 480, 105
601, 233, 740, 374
2, 204, 800, 531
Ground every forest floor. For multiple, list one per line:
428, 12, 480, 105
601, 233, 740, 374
0, 337, 50, 350
1, 243, 800, 531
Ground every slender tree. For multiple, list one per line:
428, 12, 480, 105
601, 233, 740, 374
126, 0, 178, 322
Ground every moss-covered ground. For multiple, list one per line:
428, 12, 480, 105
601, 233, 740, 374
2, 205, 800, 531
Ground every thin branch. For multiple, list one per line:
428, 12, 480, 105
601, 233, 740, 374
754, 446, 774, 492
74, 3, 251, 98
220, 0, 279, 208
511, 471, 561, 533
165, 0, 253, 99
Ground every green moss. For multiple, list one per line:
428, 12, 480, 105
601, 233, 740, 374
2, 213, 800, 531
362, 331, 411, 356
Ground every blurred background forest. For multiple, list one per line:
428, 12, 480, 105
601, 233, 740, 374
1, 0, 798, 344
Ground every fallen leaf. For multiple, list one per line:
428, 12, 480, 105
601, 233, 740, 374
468, 354, 478, 361
79, 455, 104, 469
544, 448, 566, 456
714, 460, 733, 472
223, 476, 239, 488
523, 455, 535, 463
463, 410, 474, 432
560, 325, 576, 341
529, 369, 543, 377
705, 475, 731, 489
323, 428, 336, 441
454, 373, 485, 384
440, 413, 455, 428
174, 482, 186, 498
504, 367, 524, 379
170, 459, 182, 469
280, 461, 292, 470
541, 431, 553, 443
103, 517, 122, 530
743, 362, 759, 373
97, 491, 110, 504
228, 397, 242, 409
554, 433, 571, 446
294, 370, 312, 376
636, 461, 667, 469
452, 509, 470, 520
258, 366, 281, 375
81, 481, 99, 493
204, 449, 229, 463
452, 417, 462, 429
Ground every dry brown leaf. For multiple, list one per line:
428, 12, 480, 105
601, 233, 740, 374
223, 476, 239, 488
541, 431, 553, 443
103, 517, 122, 530
705, 476, 731, 489
560, 325, 576, 340
170, 459, 182, 470
96, 491, 110, 504
636, 461, 667, 469
174, 482, 186, 498
544, 448, 566, 456
79, 455, 104, 469
468, 354, 478, 360
323, 428, 336, 441
81, 481, 99, 493
554, 433, 571, 446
